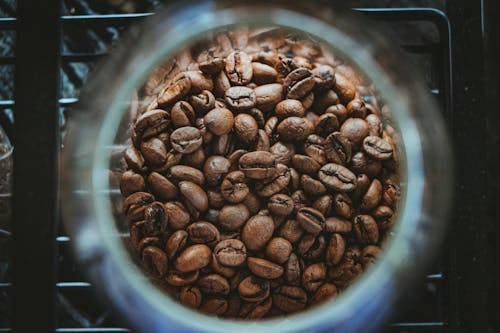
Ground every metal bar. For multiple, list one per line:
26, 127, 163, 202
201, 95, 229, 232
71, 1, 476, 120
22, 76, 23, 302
11, 1, 61, 333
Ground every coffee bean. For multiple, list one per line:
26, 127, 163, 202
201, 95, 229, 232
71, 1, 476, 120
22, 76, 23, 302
353, 215, 379, 245
165, 230, 188, 259
363, 136, 393, 160
171, 101, 195, 128
187, 221, 220, 245
361, 245, 382, 267
300, 175, 326, 196
204, 156, 231, 186
185, 70, 214, 94
134, 109, 171, 140
318, 163, 357, 192
278, 220, 304, 244
253, 83, 283, 112
340, 118, 369, 145
166, 270, 200, 287
291, 154, 321, 174
143, 201, 167, 235
297, 234, 326, 261
332, 193, 353, 219
226, 51, 253, 85
238, 276, 270, 302
242, 192, 262, 214
179, 286, 202, 309
326, 234, 346, 266
325, 217, 352, 234
304, 134, 326, 164
255, 163, 290, 197
312, 195, 333, 217
360, 179, 382, 211
284, 253, 302, 286
164, 201, 190, 230
200, 297, 228, 316
204, 108, 234, 136
284, 68, 315, 99
247, 257, 284, 279
239, 151, 277, 180
366, 114, 383, 137
350, 151, 382, 177
234, 113, 258, 143
158, 72, 192, 106
325, 104, 349, 123
252, 62, 278, 85
211, 253, 236, 278
347, 98, 367, 118
239, 297, 273, 319
314, 90, 340, 113
142, 246, 168, 277
302, 263, 327, 292
214, 239, 247, 267
310, 283, 337, 305
351, 173, 371, 203
225, 86, 256, 111
123, 192, 154, 221
124, 146, 145, 172
269, 141, 295, 165
333, 73, 355, 104
372, 205, 395, 230
120, 170, 145, 196
277, 117, 314, 143
178, 181, 208, 212
140, 138, 167, 166
189, 90, 216, 114
313, 65, 335, 91
220, 171, 249, 203
273, 286, 307, 313
199, 53, 225, 74
297, 207, 325, 235
175, 244, 212, 272
265, 237, 293, 264
137, 237, 161, 255
242, 215, 274, 250
275, 99, 305, 120
324, 132, 352, 164
267, 194, 294, 216
146, 172, 177, 200
198, 274, 230, 296
170, 126, 203, 154
167, 165, 205, 185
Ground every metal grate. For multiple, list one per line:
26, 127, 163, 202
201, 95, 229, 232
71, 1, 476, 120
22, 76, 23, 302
1, 0, 492, 332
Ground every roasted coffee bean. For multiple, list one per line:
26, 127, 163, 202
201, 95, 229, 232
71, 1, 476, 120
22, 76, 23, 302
144, 201, 167, 235
325, 104, 349, 123
363, 136, 393, 160
267, 194, 294, 216
170, 126, 203, 154
302, 263, 327, 292
211, 253, 236, 278
289, 168, 300, 191
269, 141, 295, 165
204, 107, 234, 136
233, 114, 258, 145
284, 68, 315, 100
325, 217, 352, 234
247, 108, 265, 127
366, 114, 383, 137
152, 149, 183, 173
279, 219, 304, 244
123, 192, 155, 221
265, 237, 293, 264
242, 192, 262, 214
304, 134, 326, 164
225, 294, 243, 317
198, 274, 230, 296
120, 170, 145, 196
137, 237, 161, 255
239, 297, 273, 319
290, 190, 308, 215
167, 165, 205, 185
254, 83, 283, 112
277, 117, 314, 143
312, 65, 335, 91
360, 179, 383, 211
312, 195, 333, 217
297, 207, 325, 235
326, 234, 346, 266
225, 86, 256, 111
134, 109, 171, 140
175, 244, 212, 272
351, 173, 371, 203
361, 245, 382, 267
218, 203, 250, 231
204, 156, 231, 186
297, 234, 326, 261
314, 90, 340, 113
187, 221, 220, 245
124, 146, 145, 172
183, 147, 206, 169
178, 181, 208, 212
195, 117, 213, 144
264, 116, 279, 138
226, 51, 253, 85
252, 62, 278, 85
315, 113, 339, 137
199, 53, 225, 74
350, 151, 382, 178
300, 174, 327, 195
238, 276, 270, 302
333, 73, 355, 104
340, 118, 369, 145
214, 70, 232, 97
291, 154, 321, 174
275, 99, 305, 120
239, 151, 277, 180
253, 129, 270, 151
200, 297, 228, 315
255, 163, 290, 197
164, 201, 190, 230
171, 101, 195, 128
214, 239, 247, 267
284, 253, 302, 286
165, 230, 188, 259
310, 283, 337, 305
324, 132, 352, 164
142, 246, 168, 277
247, 257, 284, 279
353, 215, 379, 245
185, 70, 214, 94
332, 193, 353, 219
189, 90, 216, 114
319, 163, 357, 192
242, 215, 274, 251
273, 286, 307, 313
220, 171, 250, 203
227, 149, 248, 171
205, 209, 220, 224
347, 98, 367, 118
179, 286, 202, 309
372, 205, 395, 230
158, 72, 192, 106
140, 137, 167, 166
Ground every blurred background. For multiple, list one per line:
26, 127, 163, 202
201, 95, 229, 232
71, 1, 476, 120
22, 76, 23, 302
0, 0, 498, 332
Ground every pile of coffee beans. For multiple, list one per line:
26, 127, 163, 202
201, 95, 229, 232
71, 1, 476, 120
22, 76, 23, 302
120, 27, 400, 319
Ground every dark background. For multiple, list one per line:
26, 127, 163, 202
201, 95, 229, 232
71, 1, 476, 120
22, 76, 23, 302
0, 0, 499, 332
